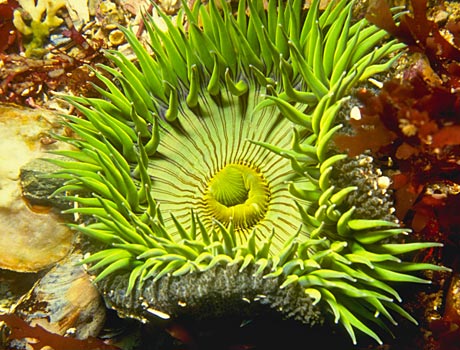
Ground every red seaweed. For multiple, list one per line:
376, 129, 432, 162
335, 2, 460, 348
366, 0, 460, 88
336, 0, 460, 245
0, 0, 19, 53
0, 313, 120, 350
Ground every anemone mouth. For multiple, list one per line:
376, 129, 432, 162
204, 162, 270, 230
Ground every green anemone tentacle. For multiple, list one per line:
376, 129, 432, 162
50, 0, 447, 345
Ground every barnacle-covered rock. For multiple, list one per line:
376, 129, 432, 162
52, 0, 449, 345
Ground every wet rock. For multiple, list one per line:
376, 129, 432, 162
0, 205, 75, 272
0, 270, 42, 314
0, 104, 74, 272
12, 252, 106, 340
20, 158, 70, 209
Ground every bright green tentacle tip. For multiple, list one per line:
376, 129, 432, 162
50, 0, 449, 345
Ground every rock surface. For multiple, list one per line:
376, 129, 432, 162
13, 252, 106, 340
0, 104, 74, 272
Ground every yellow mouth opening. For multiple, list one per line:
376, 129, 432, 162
204, 164, 270, 229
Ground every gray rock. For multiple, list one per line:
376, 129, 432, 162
20, 158, 71, 209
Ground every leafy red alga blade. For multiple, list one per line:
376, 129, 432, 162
367, 0, 460, 87
0, 0, 19, 53
0, 313, 120, 350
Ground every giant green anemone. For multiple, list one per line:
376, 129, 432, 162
50, 0, 448, 345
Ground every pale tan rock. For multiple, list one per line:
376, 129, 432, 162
65, 0, 90, 23
0, 104, 74, 272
